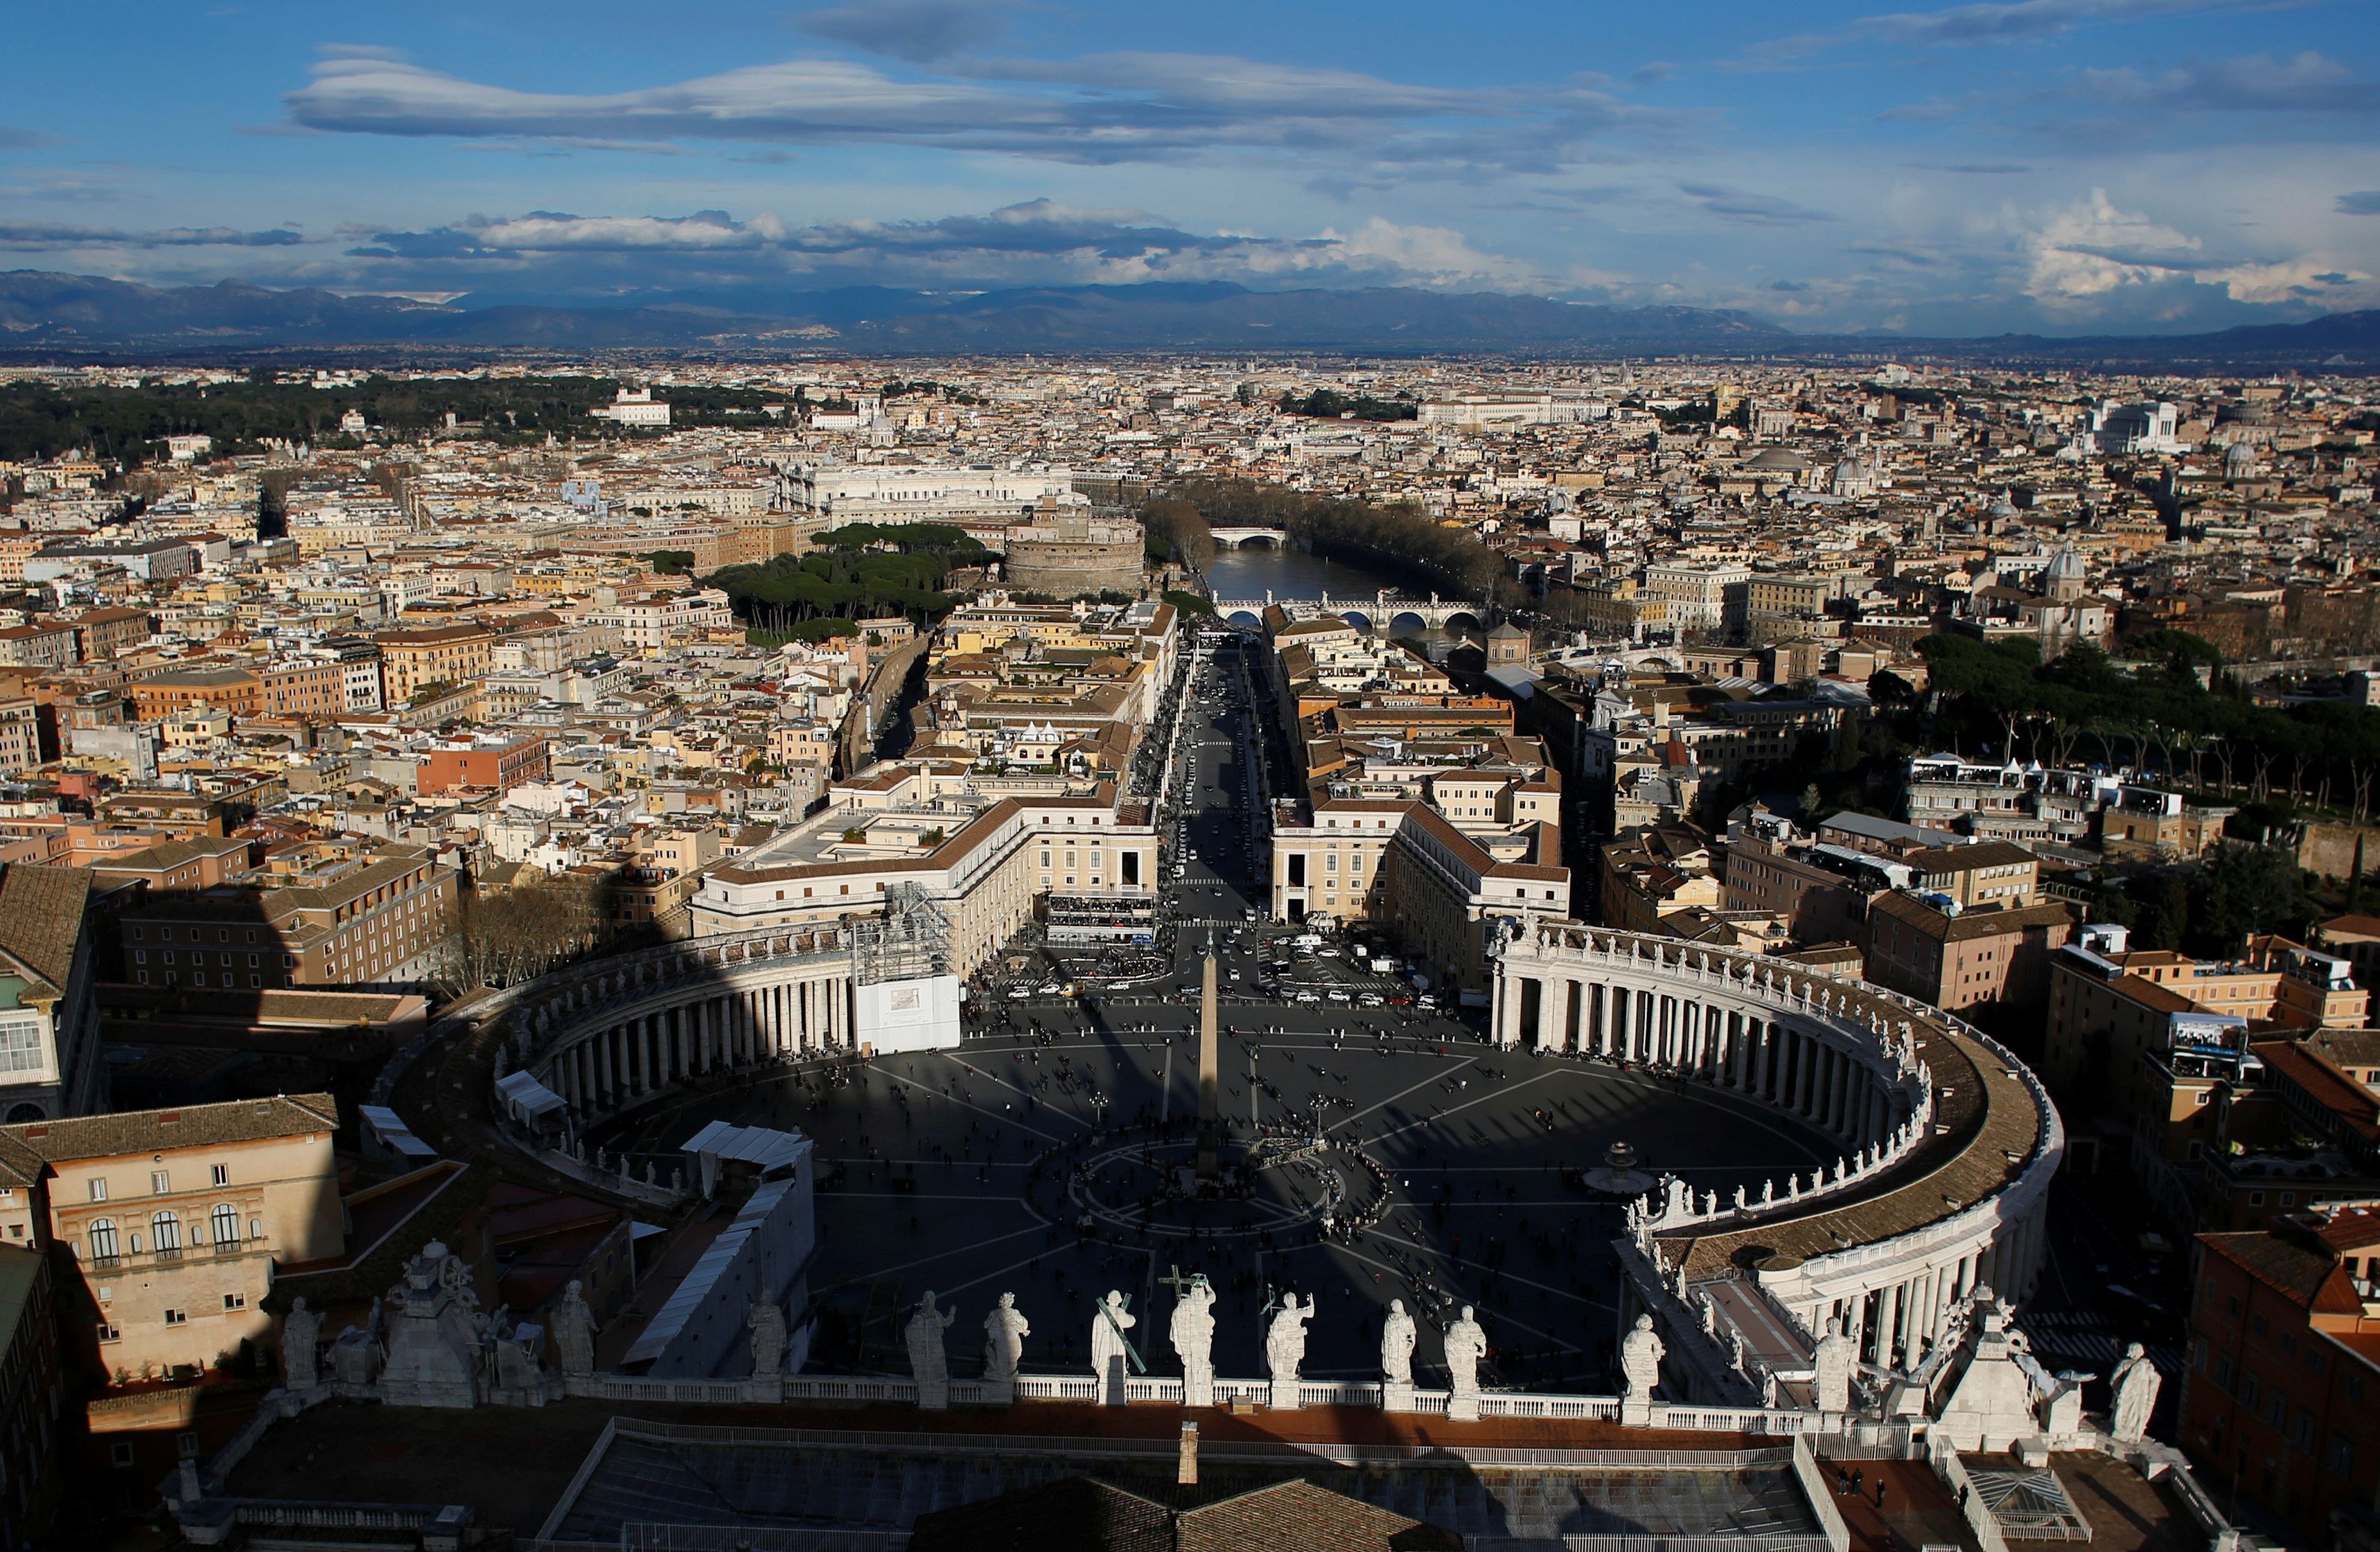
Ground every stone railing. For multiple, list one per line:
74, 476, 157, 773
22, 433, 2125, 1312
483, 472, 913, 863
553, 1366, 1820, 1432
1630, 1089, 1939, 1237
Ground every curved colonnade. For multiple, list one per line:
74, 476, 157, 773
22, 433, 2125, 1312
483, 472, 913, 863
503, 924, 872, 1138
1493, 924, 2063, 1376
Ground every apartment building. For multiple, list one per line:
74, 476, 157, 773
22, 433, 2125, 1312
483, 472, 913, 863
1271, 796, 1571, 995
0, 1246, 62, 1546
1862, 892, 2074, 1012
259, 658, 346, 719
2183, 1206, 2380, 1546
0, 698, 52, 777
2045, 936, 2371, 1203
0, 1094, 342, 1382
416, 734, 553, 797
374, 623, 495, 705
593, 588, 736, 651
113, 843, 456, 990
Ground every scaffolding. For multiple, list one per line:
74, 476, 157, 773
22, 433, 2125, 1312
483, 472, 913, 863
850, 883, 953, 987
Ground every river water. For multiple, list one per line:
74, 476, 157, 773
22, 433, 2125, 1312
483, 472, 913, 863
1204, 545, 1405, 603
1201, 545, 1479, 649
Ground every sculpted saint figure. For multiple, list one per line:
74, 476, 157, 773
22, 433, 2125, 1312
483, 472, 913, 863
747, 1298, 787, 1378
1444, 1305, 1487, 1400
1091, 1290, 1137, 1392
1379, 1299, 1418, 1386
1169, 1276, 1217, 1392
982, 1293, 1030, 1382
548, 1280, 597, 1377
1621, 1314, 1666, 1400
1812, 1316, 1855, 1415
2110, 1342, 2162, 1444
1265, 1292, 1313, 1382
281, 1297, 322, 1391
906, 1290, 956, 1386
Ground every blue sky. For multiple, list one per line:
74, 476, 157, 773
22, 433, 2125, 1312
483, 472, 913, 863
1, 0, 2375, 334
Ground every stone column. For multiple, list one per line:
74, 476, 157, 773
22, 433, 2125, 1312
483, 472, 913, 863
1495, 975, 1526, 1048
1541, 978, 1571, 1052
1797, 1034, 1818, 1118
598, 1027, 616, 1102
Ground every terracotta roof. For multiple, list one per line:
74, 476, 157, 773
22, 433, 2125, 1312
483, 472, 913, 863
2198, 1230, 2338, 1308
0, 1091, 336, 1165
0, 864, 90, 994
1870, 892, 2072, 942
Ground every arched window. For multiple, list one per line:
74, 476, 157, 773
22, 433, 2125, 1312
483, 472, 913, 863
3, 1102, 42, 1125
86, 1219, 117, 1263
151, 1211, 181, 1255
210, 1204, 238, 1249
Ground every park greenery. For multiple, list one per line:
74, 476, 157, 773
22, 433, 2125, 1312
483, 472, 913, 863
1689, 630, 2373, 961
1276, 388, 1418, 422
1141, 497, 1215, 568
703, 522, 981, 633
1906, 634, 2380, 822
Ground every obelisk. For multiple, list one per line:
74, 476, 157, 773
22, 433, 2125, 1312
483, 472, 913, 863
1195, 936, 1221, 1180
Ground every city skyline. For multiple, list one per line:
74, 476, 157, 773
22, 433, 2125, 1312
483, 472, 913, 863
1, 0, 2376, 337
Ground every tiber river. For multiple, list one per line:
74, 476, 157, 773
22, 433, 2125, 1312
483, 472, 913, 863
1200, 545, 1482, 649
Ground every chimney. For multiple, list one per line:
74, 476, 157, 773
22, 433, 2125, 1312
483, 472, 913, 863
1177, 1420, 1199, 1485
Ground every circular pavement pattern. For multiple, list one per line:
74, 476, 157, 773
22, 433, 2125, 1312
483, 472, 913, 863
598, 1014, 1841, 1394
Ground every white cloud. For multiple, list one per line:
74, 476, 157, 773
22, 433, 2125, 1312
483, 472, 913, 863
281, 48, 1652, 173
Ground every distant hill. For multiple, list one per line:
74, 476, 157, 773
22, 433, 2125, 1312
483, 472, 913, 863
0, 270, 2370, 366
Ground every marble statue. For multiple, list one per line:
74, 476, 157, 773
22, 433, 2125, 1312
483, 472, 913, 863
2110, 1341, 2162, 1444
281, 1297, 321, 1391
1621, 1315, 1665, 1399
1444, 1305, 1487, 1422
982, 1293, 1029, 1384
1265, 1292, 1312, 1383
1169, 1276, 1217, 1406
1813, 1316, 1855, 1415
1091, 1290, 1136, 1404
549, 1280, 596, 1378
906, 1291, 956, 1408
1380, 1299, 1417, 1386
747, 1298, 787, 1378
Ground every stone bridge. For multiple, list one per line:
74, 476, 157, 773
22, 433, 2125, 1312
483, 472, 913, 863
1211, 590, 1490, 635
1208, 526, 1288, 549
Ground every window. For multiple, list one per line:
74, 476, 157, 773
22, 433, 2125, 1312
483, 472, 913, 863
211, 1203, 238, 1246
109, 1443, 134, 1469
221, 1292, 245, 1312
86, 1219, 117, 1264
2331, 1436, 2355, 1476
0, 1012, 44, 1077
151, 1170, 170, 1195
96, 1323, 119, 1343
151, 1211, 181, 1254
162, 1309, 186, 1327
87, 1178, 106, 1203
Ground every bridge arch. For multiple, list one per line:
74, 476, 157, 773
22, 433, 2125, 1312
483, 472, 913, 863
1339, 610, 1375, 634
1225, 609, 1264, 630
1443, 610, 1484, 635
1388, 611, 1428, 638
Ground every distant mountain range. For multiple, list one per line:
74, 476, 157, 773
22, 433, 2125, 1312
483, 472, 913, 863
0, 269, 2372, 367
